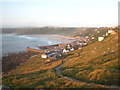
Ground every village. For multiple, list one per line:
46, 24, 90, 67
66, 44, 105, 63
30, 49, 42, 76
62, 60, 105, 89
25, 29, 117, 63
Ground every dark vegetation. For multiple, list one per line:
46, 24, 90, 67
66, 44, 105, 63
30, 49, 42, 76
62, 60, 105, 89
2, 51, 39, 73
2, 27, 81, 35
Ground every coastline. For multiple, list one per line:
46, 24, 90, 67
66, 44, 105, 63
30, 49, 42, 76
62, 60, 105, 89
2, 34, 76, 57
2, 33, 76, 43
1, 34, 76, 74
35, 34, 76, 43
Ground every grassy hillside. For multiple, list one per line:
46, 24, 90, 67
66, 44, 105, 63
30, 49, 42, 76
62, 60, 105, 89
69, 28, 108, 38
3, 55, 110, 88
2, 30, 119, 88
60, 33, 119, 86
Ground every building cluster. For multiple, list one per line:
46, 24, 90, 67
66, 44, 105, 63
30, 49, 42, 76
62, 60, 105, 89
98, 30, 117, 42
40, 37, 90, 62
28, 28, 117, 63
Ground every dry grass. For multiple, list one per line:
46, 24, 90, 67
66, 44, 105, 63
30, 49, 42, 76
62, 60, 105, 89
61, 34, 119, 85
2, 32, 119, 88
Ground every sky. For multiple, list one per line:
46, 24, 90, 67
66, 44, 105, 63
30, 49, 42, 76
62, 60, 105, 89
1, 0, 120, 27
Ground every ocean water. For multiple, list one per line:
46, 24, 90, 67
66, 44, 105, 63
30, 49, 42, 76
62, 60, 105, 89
1, 34, 73, 56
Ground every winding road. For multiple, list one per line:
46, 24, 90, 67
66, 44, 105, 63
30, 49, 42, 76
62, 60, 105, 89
55, 58, 120, 89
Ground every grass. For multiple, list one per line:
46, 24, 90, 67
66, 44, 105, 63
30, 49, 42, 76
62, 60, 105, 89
2, 30, 119, 88
2, 53, 109, 88
60, 34, 119, 86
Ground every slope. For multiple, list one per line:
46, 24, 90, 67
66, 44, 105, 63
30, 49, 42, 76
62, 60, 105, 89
2, 31, 119, 88
60, 33, 119, 86
2, 55, 109, 88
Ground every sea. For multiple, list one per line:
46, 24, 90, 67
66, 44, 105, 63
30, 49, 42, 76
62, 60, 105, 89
1, 34, 75, 57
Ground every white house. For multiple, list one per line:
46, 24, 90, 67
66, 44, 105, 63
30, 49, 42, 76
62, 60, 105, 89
66, 50, 70, 52
63, 49, 67, 53
108, 30, 114, 33
67, 44, 70, 47
41, 54, 47, 58
91, 37, 95, 40
106, 33, 108, 36
71, 48, 74, 51
108, 30, 116, 35
108, 30, 113, 33
85, 36, 89, 39
98, 37, 104, 41
83, 43, 87, 45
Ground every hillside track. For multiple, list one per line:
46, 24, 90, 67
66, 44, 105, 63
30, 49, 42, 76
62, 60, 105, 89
54, 58, 120, 89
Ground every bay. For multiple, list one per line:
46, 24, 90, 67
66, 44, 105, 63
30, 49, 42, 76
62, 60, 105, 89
1, 34, 75, 56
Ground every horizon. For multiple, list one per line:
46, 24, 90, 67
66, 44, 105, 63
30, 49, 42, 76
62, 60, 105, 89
2, 25, 120, 29
1, 0, 119, 28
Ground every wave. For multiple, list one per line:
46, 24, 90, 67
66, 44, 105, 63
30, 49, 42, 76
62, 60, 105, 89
18, 35, 36, 40
48, 41, 52, 45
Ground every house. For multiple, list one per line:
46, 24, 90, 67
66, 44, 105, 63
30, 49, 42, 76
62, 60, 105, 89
108, 30, 116, 34
66, 50, 70, 52
85, 36, 89, 39
97, 31, 100, 33
63, 49, 67, 53
67, 44, 71, 48
106, 33, 108, 36
66, 44, 73, 50
83, 42, 87, 46
98, 37, 104, 41
78, 41, 85, 45
108, 30, 113, 33
41, 54, 47, 58
70, 48, 74, 51
91, 37, 95, 40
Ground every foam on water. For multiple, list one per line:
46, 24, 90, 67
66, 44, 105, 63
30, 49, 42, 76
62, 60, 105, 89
18, 35, 36, 40
48, 41, 52, 45
2, 34, 75, 56
2, 34, 61, 56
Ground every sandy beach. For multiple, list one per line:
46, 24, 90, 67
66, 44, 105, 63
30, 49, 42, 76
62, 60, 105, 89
10, 33, 76, 43
31, 34, 76, 44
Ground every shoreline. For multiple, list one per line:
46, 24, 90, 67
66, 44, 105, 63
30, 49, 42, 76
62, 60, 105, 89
2, 33, 76, 42
2, 34, 77, 56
